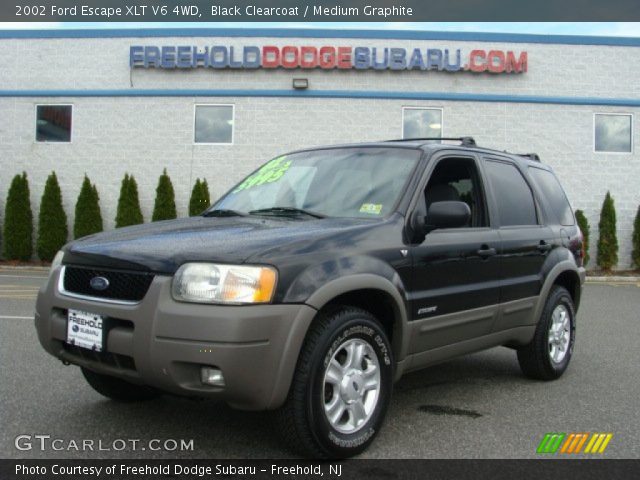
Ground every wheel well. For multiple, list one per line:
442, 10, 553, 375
319, 289, 400, 348
553, 270, 581, 311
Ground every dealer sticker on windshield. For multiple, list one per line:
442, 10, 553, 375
359, 203, 383, 215
67, 309, 104, 352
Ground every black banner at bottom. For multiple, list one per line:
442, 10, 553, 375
2, 459, 639, 480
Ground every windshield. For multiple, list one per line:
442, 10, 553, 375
212, 147, 421, 219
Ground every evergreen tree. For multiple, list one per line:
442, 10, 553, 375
189, 178, 211, 216
152, 169, 177, 221
37, 172, 68, 261
115, 173, 143, 228
189, 179, 202, 216
201, 179, 211, 210
3, 172, 33, 261
596, 192, 618, 271
575, 209, 590, 267
74, 175, 103, 239
632, 205, 640, 270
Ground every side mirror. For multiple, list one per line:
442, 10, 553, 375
426, 201, 471, 231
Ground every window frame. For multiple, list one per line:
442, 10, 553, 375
401, 106, 444, 140
482, 157, 542, 228
406, 151, 493, 233
193, 103, 235, 145
34, 104, 74, 144
528, 166, 575, 226
593, 112, 633, 155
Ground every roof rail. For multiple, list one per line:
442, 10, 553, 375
386, 136, 477, 147
515, 153, 541, 162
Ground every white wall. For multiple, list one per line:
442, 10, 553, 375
0, 34, 638, 268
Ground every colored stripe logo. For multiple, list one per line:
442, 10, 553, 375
537, 433, 613, 454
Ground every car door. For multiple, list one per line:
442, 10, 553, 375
482, 157, 557, 331
407, 153, 502, 354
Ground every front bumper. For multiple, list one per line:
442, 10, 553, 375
35, 267, 316, 410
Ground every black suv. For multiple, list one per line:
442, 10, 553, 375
36, 138, 585, 458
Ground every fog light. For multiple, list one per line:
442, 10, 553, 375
201, 367, 225, 387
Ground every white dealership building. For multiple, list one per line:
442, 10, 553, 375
0, 28, 638, 268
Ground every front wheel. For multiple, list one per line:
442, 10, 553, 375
517, 286, 576, 380
276, 307, 394, 458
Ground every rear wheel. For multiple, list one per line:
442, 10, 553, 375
517, 286, 576, 380
276, 307, 393, 458
81, 367, 161, 402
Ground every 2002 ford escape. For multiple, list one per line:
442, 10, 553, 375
36, 137, 585, 458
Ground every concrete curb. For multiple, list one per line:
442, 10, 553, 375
586, 276, 640, 283
0, 266, 50, 272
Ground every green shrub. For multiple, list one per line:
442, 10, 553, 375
632, 205, 640, 269
37, 172, 68, 261
152, 169, 177, 222
3, 172, 33, 261
189, 179, 202, 216
575, 209, 590, 267
115, 173, 143, 228
189, 178, 211, 216
202, 179, 211, 210
74, 175, 103, 239
597, 191, 618, 271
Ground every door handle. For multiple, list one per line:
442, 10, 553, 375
537, 241, 552, 253
477, 246, 497, 258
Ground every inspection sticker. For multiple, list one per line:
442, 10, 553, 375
359, 203, 383, 215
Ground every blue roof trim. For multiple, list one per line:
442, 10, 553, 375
0, 28, 639, 46
2, 88, 640, 107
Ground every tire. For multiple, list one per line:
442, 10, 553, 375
276, 307, 394, 459
81, 367, 161, 402
517, 286, 576, 380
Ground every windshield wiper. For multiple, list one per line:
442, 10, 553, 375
248, 207, 327, 219
202, 209, 247, 217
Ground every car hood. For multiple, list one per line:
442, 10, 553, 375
64, 215, 375, 273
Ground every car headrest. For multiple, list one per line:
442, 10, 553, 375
426, 184, 460, 208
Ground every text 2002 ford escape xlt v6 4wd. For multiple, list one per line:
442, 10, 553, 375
35, 137, 585, 458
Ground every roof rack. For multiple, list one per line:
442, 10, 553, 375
515, 153, 541, 162
386, 136, 477, 147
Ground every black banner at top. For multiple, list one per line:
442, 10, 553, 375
3, 0, 640, 22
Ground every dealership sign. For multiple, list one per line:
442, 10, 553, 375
130, 45, 528, 74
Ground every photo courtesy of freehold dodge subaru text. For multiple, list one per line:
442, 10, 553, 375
1, 2, 640, 479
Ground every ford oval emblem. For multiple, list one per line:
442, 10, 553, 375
90, 276, 110, 291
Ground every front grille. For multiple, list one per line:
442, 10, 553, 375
63, 266, 154, 302
63, 344, 136, 371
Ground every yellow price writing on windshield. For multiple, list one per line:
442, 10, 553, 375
233, 156, 292, 193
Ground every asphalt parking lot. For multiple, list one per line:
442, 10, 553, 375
1, 269, 638, 459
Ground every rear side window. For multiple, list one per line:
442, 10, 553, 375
528, 167, 575, 226
485, 160, 537, 226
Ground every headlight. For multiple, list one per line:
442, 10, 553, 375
172, 263, 277, 304
50, 250, 64, 274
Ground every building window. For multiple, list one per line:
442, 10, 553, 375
402, 107, 443, 139
594, 113, 632, 153
36, 105, 72, 143
194, 105, 234, 144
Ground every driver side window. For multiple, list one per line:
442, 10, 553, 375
424, 157, 488, 228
